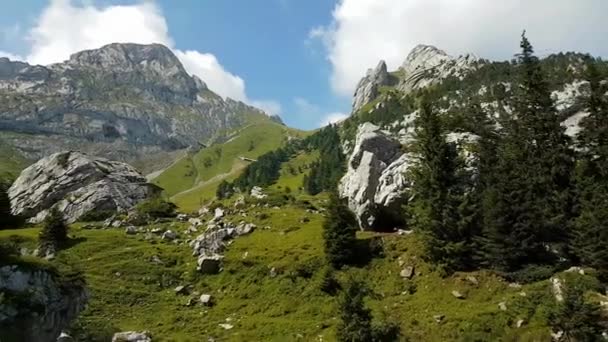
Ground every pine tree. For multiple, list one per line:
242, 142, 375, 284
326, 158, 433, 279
407, 95, 471, 272
572, 57, 608, 280
548, 282, 603, 341
39, 207, 68, 249
323, 192, 358, 268
337, 278, 373, 342
0, 181, 12, 226
480, 32, 574, 272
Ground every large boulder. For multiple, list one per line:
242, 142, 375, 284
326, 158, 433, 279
8, 151, 160, 223
339, 123, 412, 230
0, 265, 88, 342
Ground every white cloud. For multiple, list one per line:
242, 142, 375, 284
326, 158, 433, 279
312, 0, 608, 96
8, 0, 280, 114
320, 112, 348, 126
250, 100, 282, 116
0, 51, 24, 61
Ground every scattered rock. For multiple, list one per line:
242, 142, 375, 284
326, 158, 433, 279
150, 255, 163, 265
151, 227, 164, 235
213, 208, 225, 221
112, 220, 123, 228
198, 206, 210, 216
498, 302, 507, 311
269, 267, 277, 278
185, 298, 195, 307
197, 254, 224, 274
112, 331, 152, 342
451, 290, 465, 299
300, 217, 310, 223
565, 266, 585, 275
516, 319, 526, 328
551, 277, 564, 302
250, 186, 267, 199
161, 230, 177, 241
57, 331, 74, 342
508, 283, 522, 289
433, 314, 445, 323
125, 226, 138, 235
234, 196, 246, 208
176, 213, 189, 221
466, 276, 479, 286
174, 285, 188, 295
235, 222, 256, 236
200, 294, 213, 306
551, 330, 564, 341
188, 217, 203, 227
218, 323, 233, 330
400, 266, 415, 279
397, 229, 413, 236
186, 226, 198, 234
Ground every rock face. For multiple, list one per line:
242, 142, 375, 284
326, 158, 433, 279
8, 151, 159, 223
0, 43, 273, 168
339, 123, 412, 230
0, 264, 88, 342
397, 44, 478, 93
352, 60, 392, 113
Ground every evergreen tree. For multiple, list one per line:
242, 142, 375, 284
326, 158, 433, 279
406, 95, 471, 272
337, 279, 373, 342
216, 180, 234, 199
0, 181, 12, 226
39, 207, 68, 249
480, 32, 574, 272
548, 282, 603, 341
323, 192, 358, 268
572, 57, 608, 280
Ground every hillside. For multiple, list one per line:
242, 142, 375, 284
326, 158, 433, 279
0, 43, 276, 173
3, 39, 608, 342
152, 119, 307, 211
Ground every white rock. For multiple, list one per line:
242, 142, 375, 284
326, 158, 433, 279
112, 331, 152, 342
161, 230, 177, 241
200, 294, 212, 306
250, 186, 267, 199
8, 151, 158, 223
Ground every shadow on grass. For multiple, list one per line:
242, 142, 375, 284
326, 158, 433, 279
63, 236, 87, 249
351, 236, 385, 267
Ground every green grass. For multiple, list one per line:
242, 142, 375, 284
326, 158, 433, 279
0, 138, 29, 182
1, 192, 586, 341
154, 121, 308, 210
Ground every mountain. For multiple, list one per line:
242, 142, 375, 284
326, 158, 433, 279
0, 43, 277, 175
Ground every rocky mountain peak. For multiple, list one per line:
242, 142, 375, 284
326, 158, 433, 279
400, 44, 450, 75
67, 43, 183, 72
352, 59, 391, 112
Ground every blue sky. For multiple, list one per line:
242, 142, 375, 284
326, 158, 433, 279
2, 1, 608, 129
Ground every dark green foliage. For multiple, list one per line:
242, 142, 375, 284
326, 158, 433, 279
39, 207, 68, 248
136, 197, 177, 218
0, 181, 23, 229
406, 96, 475, 273
216, 180, 234, 199
337, 279, 373, 342
303, 125, 345, 195
79, 210, 116, 222
548, 282, 603, 341
479, 32, 574, 272
233, 148, 290, 191
323, 192, 358, 268
572, 57, 608, 280
319, 266, 341, 295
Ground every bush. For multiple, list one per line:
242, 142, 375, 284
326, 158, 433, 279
503, 264, 558, 283
0, 181, 23, 229
136, 197, 177, 218
319, 267, 341, 295
79, 210, 116, 222
39, 207, 68, 249
337, 278, 373, 342
548, 281, 603, 341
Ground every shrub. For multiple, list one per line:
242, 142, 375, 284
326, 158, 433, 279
79, 210, 116, 222
337, 278, 373, 342
39, 207, 68, 249
136, 197, 177, 218
319, 267, 340, 295
548, 281, 603, 341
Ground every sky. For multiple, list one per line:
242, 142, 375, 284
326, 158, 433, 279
1, 0, 608, 129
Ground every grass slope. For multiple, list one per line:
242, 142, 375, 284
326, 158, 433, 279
153, 121, 307, 212
0, 138, 29, 182
1, 186, 595, 341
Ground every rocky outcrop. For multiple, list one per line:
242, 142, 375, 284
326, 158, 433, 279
0, 264, 88, 342
397, 44, 478, 93
339, 123, 412, 230
111, 331, 152, 342
8, 151, 159, 223
352, 60, 392, 113
0, 43, 271, 168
